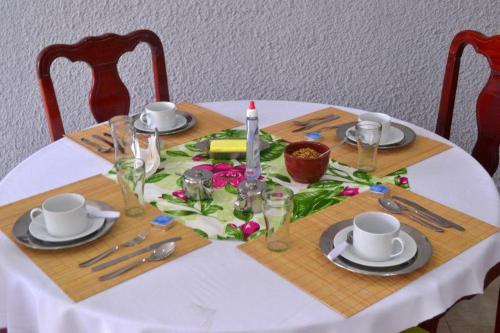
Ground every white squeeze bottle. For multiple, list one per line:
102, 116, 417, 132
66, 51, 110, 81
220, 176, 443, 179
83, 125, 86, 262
245, 100, 261, 180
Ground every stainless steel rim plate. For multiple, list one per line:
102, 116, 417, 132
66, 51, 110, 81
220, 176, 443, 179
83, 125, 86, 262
132, 111, 196, 135
195, 139, 271, 160
13, 200, 118, 250
336, 122, 417, 150
319, 219, 432, 276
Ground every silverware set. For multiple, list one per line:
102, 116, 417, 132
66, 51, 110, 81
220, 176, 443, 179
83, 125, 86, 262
99, 242, 176, 281
79, 230, 150, 267
379, 197, 465, 233
78, 229, 181, 281
79, 132, 125, 154
80, 137, 112, 153
305, 123, 350, 135
292, 114, 340, 132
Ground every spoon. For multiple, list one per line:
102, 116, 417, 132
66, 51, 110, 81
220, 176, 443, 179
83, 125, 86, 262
326, 231, 353, 261
319, 137, 348, 158
378, 198, 444, 232
99, 242, 176, 281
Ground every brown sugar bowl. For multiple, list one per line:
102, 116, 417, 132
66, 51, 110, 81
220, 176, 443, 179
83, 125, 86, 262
284, 141, 330, 184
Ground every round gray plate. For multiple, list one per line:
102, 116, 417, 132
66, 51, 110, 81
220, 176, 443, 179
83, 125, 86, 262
319, 219, 432, 276
336, 122, 417, 150
13, 200, 118, 250
132, 111, 196, 135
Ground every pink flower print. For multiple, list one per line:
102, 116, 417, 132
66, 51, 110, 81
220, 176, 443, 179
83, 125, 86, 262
239, 221, 260, 240
192, 154, 207, 161
193, 164, 214, 172
192, 163, 246, 188
339, 186, 359, 197
213, 162, 233, 173
233, 164, 246, 172
172, 189, 188, 201
398, 176, 409, 185
212, 169, 245, 188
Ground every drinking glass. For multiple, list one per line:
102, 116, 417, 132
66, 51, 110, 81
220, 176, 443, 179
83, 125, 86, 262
109, 115, 136, 162
262, 185, 294, 252
355, 120, 382, 172
116, 158, 146, 217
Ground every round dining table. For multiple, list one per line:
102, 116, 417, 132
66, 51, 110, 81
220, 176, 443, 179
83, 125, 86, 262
0, 100, 499, 333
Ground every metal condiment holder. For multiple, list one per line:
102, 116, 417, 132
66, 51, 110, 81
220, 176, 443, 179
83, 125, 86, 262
234, 180, 266, 214
182, 169, 213, 201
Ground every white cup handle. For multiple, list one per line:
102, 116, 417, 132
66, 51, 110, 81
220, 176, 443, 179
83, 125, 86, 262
140, 112, 150, 125
390, 237, 405, 258
30, 208, 43, 220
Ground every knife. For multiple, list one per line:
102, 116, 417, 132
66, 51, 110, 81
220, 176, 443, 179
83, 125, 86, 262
292, 115, 340, 132
393, 196, 465, 231
92, 134, 115, 149
91, 237, 181, 271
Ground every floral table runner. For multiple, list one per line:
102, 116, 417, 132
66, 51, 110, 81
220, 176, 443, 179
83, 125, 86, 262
107, 129, 409, 240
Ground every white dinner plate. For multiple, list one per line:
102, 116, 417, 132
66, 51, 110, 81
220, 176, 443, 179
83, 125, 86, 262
29, 214, 106, 243
134, 114, 188, 133
346, 125, 405, 146
333, 225, 418, 268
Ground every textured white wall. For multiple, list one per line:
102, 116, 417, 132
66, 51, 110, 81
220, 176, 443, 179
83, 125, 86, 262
0, 0, 499, 185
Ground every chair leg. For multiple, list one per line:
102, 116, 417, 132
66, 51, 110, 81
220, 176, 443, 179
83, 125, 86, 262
495, 284, 500, 333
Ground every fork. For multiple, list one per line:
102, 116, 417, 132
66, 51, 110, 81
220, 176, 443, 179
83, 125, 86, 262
79, 230, 150, 267
80, 138, 112, 153
293, 114, 338, 126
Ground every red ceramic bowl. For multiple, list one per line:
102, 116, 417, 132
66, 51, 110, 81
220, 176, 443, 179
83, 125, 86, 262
284, 141, 330, 184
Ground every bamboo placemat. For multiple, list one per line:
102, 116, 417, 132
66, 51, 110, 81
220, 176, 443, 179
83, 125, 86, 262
0, 175, 211, 302
65, 101, 242, 163
239, 185, 498, 317
263, 107, 452, 177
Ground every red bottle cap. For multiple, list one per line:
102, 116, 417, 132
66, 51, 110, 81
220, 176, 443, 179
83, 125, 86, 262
249, 100, 255, 109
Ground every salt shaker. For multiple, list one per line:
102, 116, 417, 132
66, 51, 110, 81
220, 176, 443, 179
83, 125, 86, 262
234, 180, 266, 213
182, 169, 213, 201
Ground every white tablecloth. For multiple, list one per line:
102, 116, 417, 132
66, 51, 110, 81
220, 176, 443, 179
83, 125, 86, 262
0, 100, 499, 333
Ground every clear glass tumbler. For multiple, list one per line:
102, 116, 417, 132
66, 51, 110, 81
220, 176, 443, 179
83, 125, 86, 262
262, 185, 294, 252
355, 120, 382, 172
109, 115, 136, 162
116, 158, 146, 217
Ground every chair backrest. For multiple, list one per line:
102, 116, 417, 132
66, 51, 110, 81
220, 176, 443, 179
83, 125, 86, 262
436, 30, 500, 176
37, 29, 170, 141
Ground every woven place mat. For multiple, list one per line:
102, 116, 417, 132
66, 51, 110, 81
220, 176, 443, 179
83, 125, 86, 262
239, 185, 498, 317
0, 175, 210, 302
65, 101, 242, 163
262, 107, 452, 177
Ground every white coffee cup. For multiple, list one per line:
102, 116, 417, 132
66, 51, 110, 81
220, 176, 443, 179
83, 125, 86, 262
30, 193, 89, 237
140, 102, 177, 131
352, 212, 405, 262
359, 112, 391, 143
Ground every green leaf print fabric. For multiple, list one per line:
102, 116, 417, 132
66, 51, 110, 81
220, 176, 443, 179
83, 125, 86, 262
106, 129, 410, 240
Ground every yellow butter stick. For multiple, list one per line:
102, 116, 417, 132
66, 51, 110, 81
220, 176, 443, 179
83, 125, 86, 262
210, 140, 247, 153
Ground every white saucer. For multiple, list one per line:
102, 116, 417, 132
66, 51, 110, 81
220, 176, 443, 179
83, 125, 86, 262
29, 215, 106, 242
333, 226, 418, 268
347, 125, 405, 146
134, 114, 188, 133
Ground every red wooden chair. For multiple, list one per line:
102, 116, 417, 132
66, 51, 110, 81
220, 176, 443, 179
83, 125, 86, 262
435, 30, 500, 176
420, 30, 500, 333
37, 29, 169, 141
